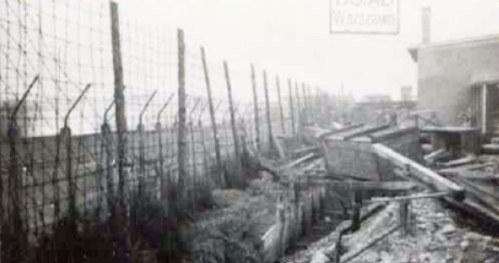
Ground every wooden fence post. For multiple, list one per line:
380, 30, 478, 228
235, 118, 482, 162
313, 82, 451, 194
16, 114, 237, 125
201, 47, 224, 186
109, 2, 130, 261
295, 81, 301, 132
276, 76, 285, 135
251, 64, 261, 152
302, 82, 308, 124
399, 200, 411, 235
307, 85, 313, 121
263, 70, 274, 150
224, 61, 242, 184
288, 79, 296, 136
177, 29, 187, 213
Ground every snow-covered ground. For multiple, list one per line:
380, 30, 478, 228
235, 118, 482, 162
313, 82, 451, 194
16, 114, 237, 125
285, 198, 499, 263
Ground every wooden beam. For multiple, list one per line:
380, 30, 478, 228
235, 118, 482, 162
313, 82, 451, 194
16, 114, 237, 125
333, 124, 390, 141
281, 153, 316, 170
372, 143, 465, 201
298, 180, 419, 192
365, 191, 452, 204
318, 124, 365, 141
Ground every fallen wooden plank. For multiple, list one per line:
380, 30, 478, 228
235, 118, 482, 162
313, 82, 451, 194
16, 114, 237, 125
437, 162, 495, 174
372, 143, 465, 201
369, 126, 419, 143
289, 146, 321, 157
424, 148, 447, 163
340, 224, 400, 263
317, 123, 365, 141
450, 177, 499, 213
365, 191, 452, 204
438, 154, 477, 168
281, 153, 316, 170
444, 197, 499, 229
295, 180, 418, 192
330, 124, 390, 141
439, 171, 499, 181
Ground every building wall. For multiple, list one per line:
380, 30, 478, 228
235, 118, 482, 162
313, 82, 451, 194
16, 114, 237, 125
417, 38, 499, 126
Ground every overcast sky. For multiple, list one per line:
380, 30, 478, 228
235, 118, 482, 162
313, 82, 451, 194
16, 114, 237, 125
118, 0, 499, 100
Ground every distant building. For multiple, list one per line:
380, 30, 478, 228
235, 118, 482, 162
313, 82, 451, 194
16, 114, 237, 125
409, 7, 499, 137
362, 94, 392, 104
408, 35, 499, 137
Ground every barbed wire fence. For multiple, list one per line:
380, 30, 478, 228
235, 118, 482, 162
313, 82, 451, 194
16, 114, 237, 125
0, 0, 329, 261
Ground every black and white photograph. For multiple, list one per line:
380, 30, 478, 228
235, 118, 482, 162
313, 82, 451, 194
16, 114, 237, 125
0, 0, 498, 262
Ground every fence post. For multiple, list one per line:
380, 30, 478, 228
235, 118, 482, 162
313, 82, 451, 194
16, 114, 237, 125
276, 76, 285, 135
251, 64, 261, 152
188, 98, 201, 212
263, 70, 274, 151
109, 2, 130, 262
156, 93, 174, 204
4, 76, 38, 261
399, 200, 411, 235
288, 79, 296, 136
63, 84, 91, 222
224, 61, 242, 184
302, 82, 309, 125
177, 29, 188, 216
137, 90, 157, 197
295, 81, 301, 132
198, 119, 208, 187
201, 47, 224, 186
101, 101, 115, 216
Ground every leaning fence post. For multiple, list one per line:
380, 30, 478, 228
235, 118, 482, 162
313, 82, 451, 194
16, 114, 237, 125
251, 64, 261, 152
100, 100, 115, 216
201, 47, 224, 186
5, 76, 38, 261
63, 84, 91, 220
276, 76, 285, 135
156, 93, 174, 203
137, 90, 157, 197
263, 70, 274, 151
110, 2, 130, 261
224, 61, 242, 185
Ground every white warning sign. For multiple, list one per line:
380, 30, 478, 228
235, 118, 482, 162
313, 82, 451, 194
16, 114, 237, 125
330, 0, 399, 34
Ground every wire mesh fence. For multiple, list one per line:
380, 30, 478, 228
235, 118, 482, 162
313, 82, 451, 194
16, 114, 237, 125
0, 0, 328, 261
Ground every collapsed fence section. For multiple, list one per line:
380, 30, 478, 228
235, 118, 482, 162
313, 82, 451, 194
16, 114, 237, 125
0, 0, 330, 261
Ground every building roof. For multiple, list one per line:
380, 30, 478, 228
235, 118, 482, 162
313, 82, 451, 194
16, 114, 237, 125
408, 34, 499, 62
